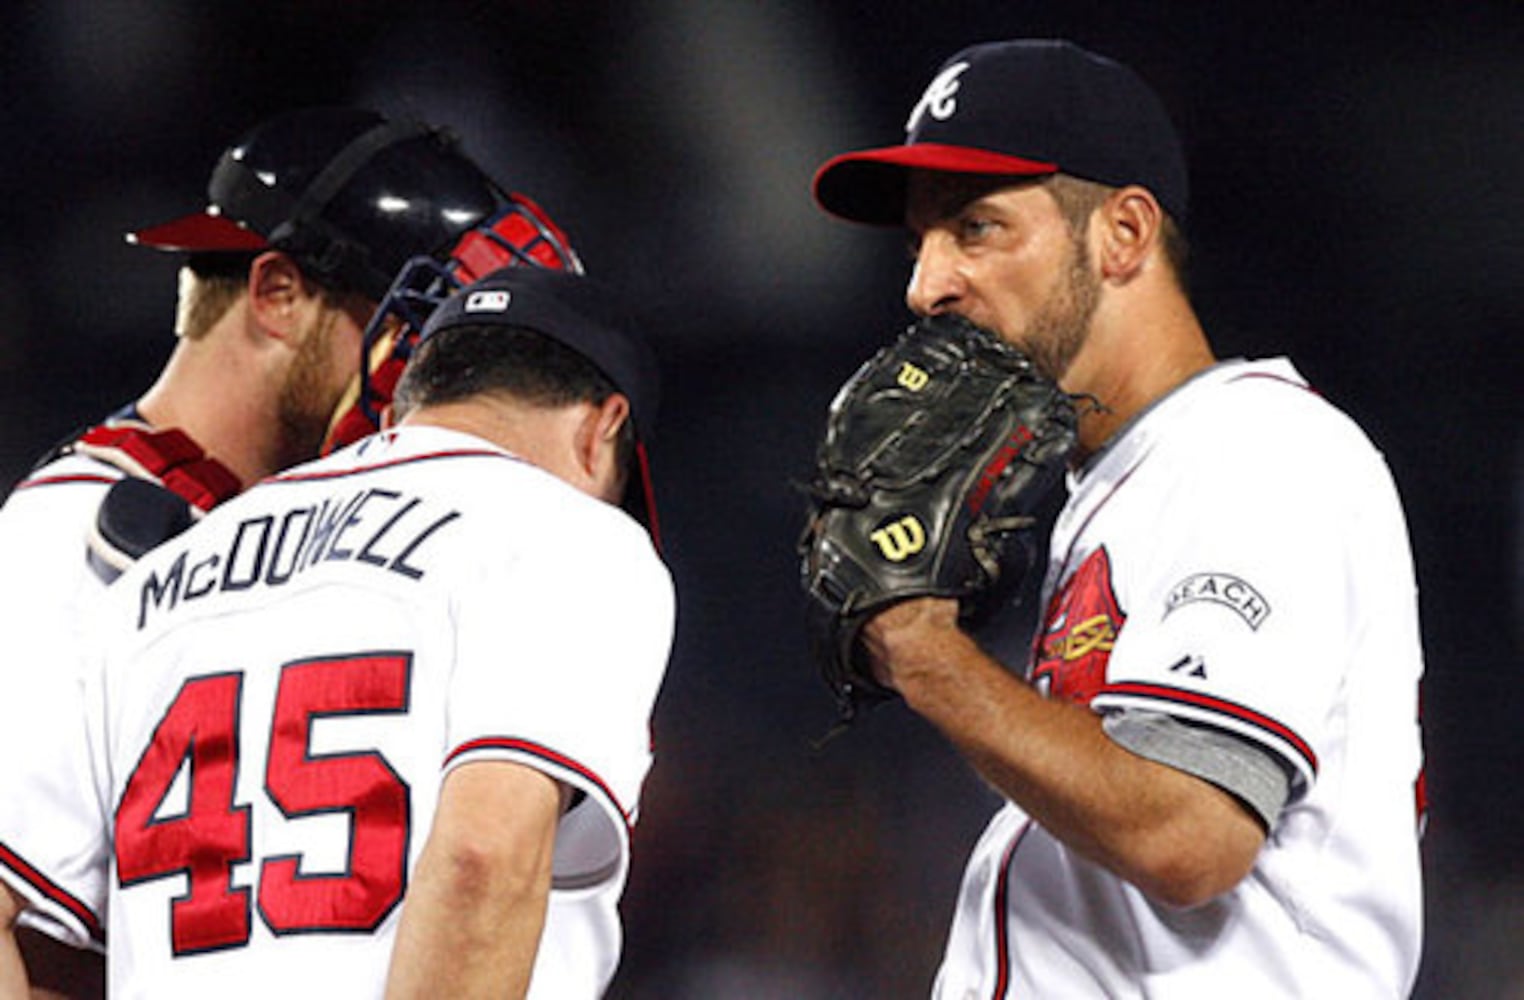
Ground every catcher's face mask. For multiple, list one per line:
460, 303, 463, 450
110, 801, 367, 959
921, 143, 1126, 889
320, 193, 583, 454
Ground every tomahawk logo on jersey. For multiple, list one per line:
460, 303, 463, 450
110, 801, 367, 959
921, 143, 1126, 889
1030, 545, 1125, 703
0, 426, 673, 998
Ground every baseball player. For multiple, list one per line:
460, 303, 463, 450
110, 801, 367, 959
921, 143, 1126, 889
811, 40, 1426, 995
0, 107, 579, 995
0, 265, 673, 999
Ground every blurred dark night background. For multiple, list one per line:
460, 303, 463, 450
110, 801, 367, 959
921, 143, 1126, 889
2, 3, 1520, 996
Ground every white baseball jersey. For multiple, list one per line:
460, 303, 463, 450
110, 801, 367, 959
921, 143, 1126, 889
0, 436, 133, 951
932, 359, 1425, 998
0, 425, 675, 999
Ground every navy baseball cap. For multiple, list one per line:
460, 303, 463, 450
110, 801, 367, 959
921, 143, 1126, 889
419, 266, 664, 542
813, 39, 1188, 225
420, 266, 659, 437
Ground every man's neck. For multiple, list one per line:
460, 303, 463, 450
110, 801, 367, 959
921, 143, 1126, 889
1063, 293, 1215, 460
135, 326, 281, 486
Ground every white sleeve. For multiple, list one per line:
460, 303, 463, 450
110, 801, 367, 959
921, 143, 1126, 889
0, 640, 111, 950
0, 478, 115, 948
442, 499, 674, 887
1092, 399, 1373, 797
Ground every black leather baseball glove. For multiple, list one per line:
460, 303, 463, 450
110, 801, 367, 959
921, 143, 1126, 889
799, 313, 1079, 722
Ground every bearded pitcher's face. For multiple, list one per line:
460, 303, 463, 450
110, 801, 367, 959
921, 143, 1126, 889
903, 173, 1101, 384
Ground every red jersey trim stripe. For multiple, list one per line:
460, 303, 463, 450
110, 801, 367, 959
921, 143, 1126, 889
445, 736, 632, 829
0, 840, 105, 945
269, 448, 521, 486
991, 820, 1034, 1000
1097, 681, 1319, 774
13, 473, 118, 491
1225, 370, 1315, 392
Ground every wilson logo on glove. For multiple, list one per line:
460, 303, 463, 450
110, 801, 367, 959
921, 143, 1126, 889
897, 361, 931, 391
870, 515, 927, 561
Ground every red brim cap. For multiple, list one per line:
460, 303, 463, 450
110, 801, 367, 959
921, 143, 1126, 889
812, 143, 1057, 226
125, 210, 269, 252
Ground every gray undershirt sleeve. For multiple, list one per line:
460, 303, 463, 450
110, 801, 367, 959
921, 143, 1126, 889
1102, 708, 1293, 830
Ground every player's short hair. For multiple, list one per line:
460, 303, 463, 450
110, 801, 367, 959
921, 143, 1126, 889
393, 323, 636, 468
176, 258, 248, 341
177, 252, 370, 342
1043, 174, 1191, 290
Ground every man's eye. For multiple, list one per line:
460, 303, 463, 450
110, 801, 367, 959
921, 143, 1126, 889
959, 218, 995, 241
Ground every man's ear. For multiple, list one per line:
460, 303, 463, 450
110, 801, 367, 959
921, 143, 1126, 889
595, 393, 631, 444
1096, 185, 1164, 282
246, 251, 308, 343
574, 394, 632, 496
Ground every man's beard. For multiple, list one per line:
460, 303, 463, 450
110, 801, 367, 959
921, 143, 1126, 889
276, 308, 347, 470
1020, 232, 1102, 384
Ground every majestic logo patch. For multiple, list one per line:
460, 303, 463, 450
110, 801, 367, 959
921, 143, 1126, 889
465, 290, 511, 312
869, 515, 925, 562
905, 61, 970, 133
1032, 546, 1125, 705
1164, 573, 1270, 630
1168, 654, 1208, 680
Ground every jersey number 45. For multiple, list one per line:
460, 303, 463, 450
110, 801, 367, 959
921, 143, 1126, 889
114, 652, 412, 955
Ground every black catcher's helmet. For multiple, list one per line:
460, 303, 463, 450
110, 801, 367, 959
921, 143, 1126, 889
128, 107, 580, 302
129, 107, 584, 453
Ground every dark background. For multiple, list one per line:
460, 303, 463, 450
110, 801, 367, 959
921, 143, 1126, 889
2, 3, 1519, 996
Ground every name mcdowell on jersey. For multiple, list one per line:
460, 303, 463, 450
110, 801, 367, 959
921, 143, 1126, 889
137, 486, 460, 629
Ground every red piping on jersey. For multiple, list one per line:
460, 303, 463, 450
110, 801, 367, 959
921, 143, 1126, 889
991, 820, 1034, 1000
445, 736, 632, 830
1052, 465, 1140, 586
0, 839, 105, 945
1225, 370, 1317, 393
273, 444, 664, 551
269, 448, 518, 485
1098, 680, 1319, 775
12, 472, 118, 491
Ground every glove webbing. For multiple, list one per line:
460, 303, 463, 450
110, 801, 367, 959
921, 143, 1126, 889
73, 423, 241, 512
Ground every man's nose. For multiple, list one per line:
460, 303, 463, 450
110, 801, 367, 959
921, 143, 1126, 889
905, 230, 964, 316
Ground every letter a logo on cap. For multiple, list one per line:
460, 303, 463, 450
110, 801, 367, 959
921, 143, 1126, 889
465, 290, 511, 313
905, 61, 970, 133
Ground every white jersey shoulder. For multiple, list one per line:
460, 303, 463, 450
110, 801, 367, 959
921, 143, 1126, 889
0, 449, 127, 948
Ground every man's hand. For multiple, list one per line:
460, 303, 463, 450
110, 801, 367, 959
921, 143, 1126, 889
859, 595, 962, 694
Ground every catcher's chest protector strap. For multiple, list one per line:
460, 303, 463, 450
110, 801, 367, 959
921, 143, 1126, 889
73, 423, 242, 512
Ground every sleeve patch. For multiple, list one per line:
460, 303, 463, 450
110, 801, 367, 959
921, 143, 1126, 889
1163, 572, 1271, 630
